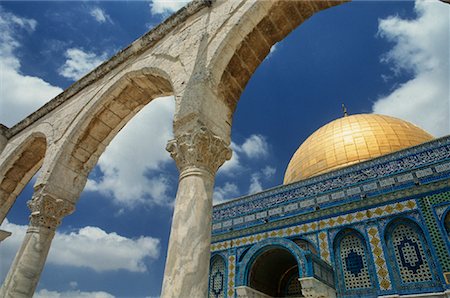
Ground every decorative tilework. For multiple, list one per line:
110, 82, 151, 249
397, 173, 414, 183
211, 199, 418, 253
209, 256, 226, 298
416, 167, 434, 178
227, 256, 235, 298
319, 231, 331, 264
380, 178, 395, 187
340, 234, 372, 289
436, 162, 450, 173
417, 192, 450, 273
392, 224, 432, 283
213, 138, 450, 225
303, 233, 319, 250
435, 204, 450, 221
367, 226, 392, 290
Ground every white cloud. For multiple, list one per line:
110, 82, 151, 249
150, 0, 191, 15
262, 166, 276, 179
34, 289, 115, 298
213, 182, 239, 205
240, 134, 269, 159
218, 134, 270, 175
0, 219, 160, 275
217, 142, 243, 175
248, 166, 277, 195
0, 7, 63, 127
85, 97, 175, 208
90, 7, 112, 24
59, 48, 107, 81
248, 173, 263, 194
373, 0, 450, 137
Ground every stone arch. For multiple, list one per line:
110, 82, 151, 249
332, 228, 376, 296
0, 132, 47, 222
208, 253, 227, 298
208, 0, 346, 111
383, 217, 442, 292
237, 238, 308, 289
36, 67, 175, 201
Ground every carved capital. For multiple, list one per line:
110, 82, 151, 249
166, 126, 231, 175
27, 192, 75, 230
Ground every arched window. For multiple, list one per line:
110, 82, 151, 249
208, 255, 226, 298
334, 230, 374, 295
384, 218, 442, 293
387, 222, 433, 284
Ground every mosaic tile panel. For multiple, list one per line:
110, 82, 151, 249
211, 199, 418, 252
209, 257, 226, 298
367, 226, 392, 290
319, 231, 331, 264
417, 192, 450, 273
303, 233, 319, 250
391, 224, 432, 283
340, 234, 372, 290
227, 256, 236, 298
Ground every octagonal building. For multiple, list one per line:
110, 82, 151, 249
208, 113, 450, 298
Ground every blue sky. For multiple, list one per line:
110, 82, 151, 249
0, 1, 449, 297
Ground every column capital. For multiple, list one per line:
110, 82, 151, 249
27, 191, 75, 230
166, 125, 231, 176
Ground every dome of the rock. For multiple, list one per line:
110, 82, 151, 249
283, 114, 434, 184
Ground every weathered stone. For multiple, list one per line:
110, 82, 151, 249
0, 191, 74, 298
161, 125, 230, 297
0, 0, 347, 296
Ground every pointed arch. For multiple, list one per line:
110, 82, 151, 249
207, 0, 346, 111
384, 217, 443, 293
236, 237, 310, 298
0, 132, 47, 222
36, 67, 175, 201
333, 228, 376, 296
209, 254, 227, 298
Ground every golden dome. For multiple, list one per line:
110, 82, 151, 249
283, 114, 434, 184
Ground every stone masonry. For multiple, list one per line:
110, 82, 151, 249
0, 1, 346, 297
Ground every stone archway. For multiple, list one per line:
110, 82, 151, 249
2, 1, 411, 297
0, 69, 177, 298
0, 133, 47, 223
247, 247, 303, 297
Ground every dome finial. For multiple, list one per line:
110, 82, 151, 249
342, 103, 348, 117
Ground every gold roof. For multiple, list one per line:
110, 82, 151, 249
283, 114, 434, 184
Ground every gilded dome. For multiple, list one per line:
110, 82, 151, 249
283, 114, 434, 184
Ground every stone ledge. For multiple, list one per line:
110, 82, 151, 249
4, 0, 214, 139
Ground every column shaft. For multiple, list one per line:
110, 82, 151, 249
0, 192, 73, 298
0, 227, 55, 298
161, 168, 214, 297
160, 126, 231, 297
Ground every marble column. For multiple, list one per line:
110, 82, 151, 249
161, 125, 231, 298
0, 191, 74, 298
